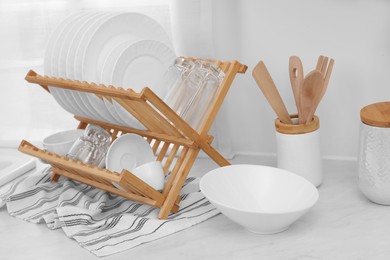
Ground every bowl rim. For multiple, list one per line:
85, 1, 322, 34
199, 164, 319, 215
42, 129, 85, 146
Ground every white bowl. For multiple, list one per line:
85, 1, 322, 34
200, 164, 319, 234
42, 129, 85, 156
131, 161, 165, 190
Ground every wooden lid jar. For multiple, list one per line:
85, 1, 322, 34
358, 102, 390, 205
360, 101, 390, 128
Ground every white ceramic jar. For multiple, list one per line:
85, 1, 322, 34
358, 102, 390, 205
275, 115, 322, 187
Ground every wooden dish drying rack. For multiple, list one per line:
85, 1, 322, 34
18, 57, 247, 219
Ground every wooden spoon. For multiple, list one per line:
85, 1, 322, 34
289, 56, 304, 122
252, 61, 292, 124
300, 70, 325, 124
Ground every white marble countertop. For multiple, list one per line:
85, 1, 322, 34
1, 154, 389, 260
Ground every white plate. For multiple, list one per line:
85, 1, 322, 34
62, 11, 119, 123
86, 94, 123, 124
44, 12, 83, 115
65, 11, 122, 124
112, 99, 145, 130
50, 13, 94, 118
106, 134, 155, 174
102, 97, 128, 126
57, 12, 99, 119
111, 40, 176, 129
67, 11, 113, 80
70, 12, 125, 124
80, 12, 172, 83
78, 12, 173, 129
44, 11, 83, 76
110, 40, 175, 96
99, 37, 142, 127
73, 12, 120, 81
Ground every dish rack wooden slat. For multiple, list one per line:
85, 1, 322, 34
19, 57, 247, 219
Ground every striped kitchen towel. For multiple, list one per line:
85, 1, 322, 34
0, 166, 219, 257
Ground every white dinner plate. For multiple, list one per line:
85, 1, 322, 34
62, 11, 121, 123
102, 97, 128, 126
44, 11, 83, 76
110, 40, 175, 96
67, 11, 113, 80
44, 12, 84, 115
70, 13, 110, 122
109, 40, 176, 130
73, 12, 120, 81
78, 12, 173, 129
70, 12, 126, 124
57, 12, 99, 119
80, 12, 172, 83
99, 37, 142, 127
85, 34, 142, 126
50, 12, 94, 118
86, 94, 123, 124
106, 134, 155, 174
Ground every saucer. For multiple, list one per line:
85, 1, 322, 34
106, 134, 154, 174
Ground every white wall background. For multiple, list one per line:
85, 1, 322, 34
210, 0, 390, 160
2, 0, 390, 161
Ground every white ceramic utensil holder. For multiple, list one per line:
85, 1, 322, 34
358, 102, 390, 205
275, 115, 322, 187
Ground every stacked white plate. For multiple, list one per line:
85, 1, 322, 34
44, 11, 176, 129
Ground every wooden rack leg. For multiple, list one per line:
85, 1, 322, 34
199, 141, 231, 167
51, 171, 61, 182
77, 121, 88, 130
158, 148, 200, 219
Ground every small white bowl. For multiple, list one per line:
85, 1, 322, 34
200, 164, 319, 234
42, 129, 85, 156
131, 161, 165, 190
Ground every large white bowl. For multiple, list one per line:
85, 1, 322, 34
200, 164, 319, 234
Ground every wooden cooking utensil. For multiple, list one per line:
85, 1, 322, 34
316, 55, 326, 71
316, 55, 335, 91
300, 70, 324, 124
252, 61, 292, 124
319, 56, 334, 97
289, 56, 304, 122
305, 56, 335, 123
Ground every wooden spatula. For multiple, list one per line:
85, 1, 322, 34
300, 70, 325, 124
289, 56, 304, 122
252, 61, 292, 124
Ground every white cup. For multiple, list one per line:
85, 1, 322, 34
275, 115, 323, 187
42, 129, 85, 156
131, 161, 165, 190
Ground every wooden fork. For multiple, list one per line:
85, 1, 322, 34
305, 55, 335, 123
316, 55, 334, 92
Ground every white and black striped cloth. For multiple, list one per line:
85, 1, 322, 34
0, 166, 219, 257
